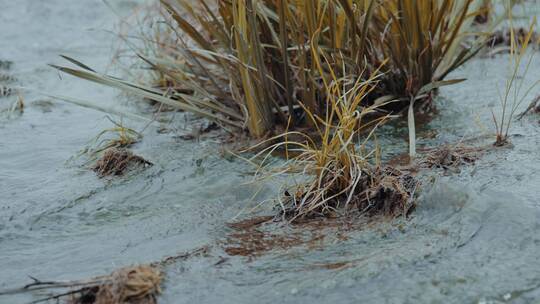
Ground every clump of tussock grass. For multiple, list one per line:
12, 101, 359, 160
365, 0, 493, 158
52, 0, 488, 141
53, 0, 372, 137
364, 0, 487, 107
0, 265, 162, 304
68, 265, 161, 304
247, 56, 416, 222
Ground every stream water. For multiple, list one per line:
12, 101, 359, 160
0, 1, 539, 303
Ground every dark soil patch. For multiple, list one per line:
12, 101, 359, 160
223, 216, 335, 258
223, 229, 310, 258
223, 214, 382, 259
226, 216, 274, 230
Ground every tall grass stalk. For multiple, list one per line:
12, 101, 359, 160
493, 12, 539, 146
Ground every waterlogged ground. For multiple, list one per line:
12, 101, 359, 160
1, 1, 539, 303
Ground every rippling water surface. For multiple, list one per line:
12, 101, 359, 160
1, 1, 539, 303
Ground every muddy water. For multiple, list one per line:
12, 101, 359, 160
1, 1, 539, 304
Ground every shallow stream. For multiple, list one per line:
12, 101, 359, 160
1, 1, 539, 303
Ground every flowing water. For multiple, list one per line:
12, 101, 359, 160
0, 1, 539, 303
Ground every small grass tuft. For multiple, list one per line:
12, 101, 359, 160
77, 117, 143, 162
93, 148, 152, 177
492, 13, 539, 146
0, 265, 162, 304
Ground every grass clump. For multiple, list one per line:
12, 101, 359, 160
85, 118, 143, 157
71, 117, 142, 164
70, 265, 161, 304
364, 0, 487, 157
0, 265, 162, 304
53, 0, 487, 140
54, 0, 372, 137
248, 54, 416, 221
93, 148, 152, 177
366, 0, 485, 106
69, 118, 152, 177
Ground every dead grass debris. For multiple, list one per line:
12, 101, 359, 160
93, 148, 152, 177
417, 144, 482, 170
0, 265, 162, 304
